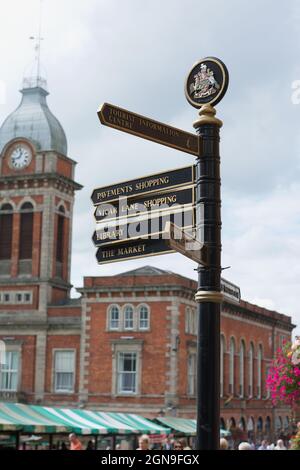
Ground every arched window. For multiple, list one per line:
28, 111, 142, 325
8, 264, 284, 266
56, 206, 65, 263
275, 416, 282, 432
248, 342, 254, 397
19, 202, 33, 260
239, 417, 246, 431
0, 204, 13, 260
229, 337, 235, 394
257, 344, 263, 398
265, 416, 271, 434
247, 417, 254, 432
228, 417, 236, 430
239, 340, 245, 398
139, 305, 149, 330
220, 335, 225, 397
124, 305, 134, 330
257, 417, 263, 432
284, 416, 289, 431
109, 305, 120, 330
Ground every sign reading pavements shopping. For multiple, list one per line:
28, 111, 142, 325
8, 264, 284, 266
92, 208, 195, 247
91, 165, 195, 205
98, 103, 200, 156
94, 187, 194, 223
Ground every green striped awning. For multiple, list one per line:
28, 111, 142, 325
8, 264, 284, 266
0, 403, 170, 435
156, 417, 197, 435
156, 417, 231, 437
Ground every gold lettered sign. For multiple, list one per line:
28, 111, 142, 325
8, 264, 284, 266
92, 207, 195, 247
96, 238, 174, 264
94, 186, 194, 223
98, 103, 200, 156
91, 165, 195, 205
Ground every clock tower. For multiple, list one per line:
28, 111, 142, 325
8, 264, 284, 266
0, 75, 82, 400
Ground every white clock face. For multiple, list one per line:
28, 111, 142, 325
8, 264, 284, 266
10, 146, 31, 170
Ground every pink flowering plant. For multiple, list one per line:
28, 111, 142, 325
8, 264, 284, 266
266, 337, 300, 406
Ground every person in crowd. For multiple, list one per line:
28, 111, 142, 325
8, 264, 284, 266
86, 440, 94, 450
162, 437, 172, 450
220, 438, 229, 450
178, 438, 191, 450
238, 442, 252, 450
173, 440, 184, 451
137, 434, 150, 450
115, 443, 122, 450
60, 441, 68, 450
248, 440, 255, 450
267, 441, 275, 450
258, 440, 268, 450
69, 433, 82, 451
274, 439, 286, 450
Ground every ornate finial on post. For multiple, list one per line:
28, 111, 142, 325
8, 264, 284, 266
193, 104, 223, 129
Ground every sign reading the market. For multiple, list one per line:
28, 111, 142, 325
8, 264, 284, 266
91, 165, 195, 205
92, 208, 195, 247
185, 57, 229, 109
94, 187, 194, 223
98, 103, 200, 156
96, 238, 175, 265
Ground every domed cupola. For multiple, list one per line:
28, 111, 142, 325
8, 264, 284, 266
0, 77, 67, 156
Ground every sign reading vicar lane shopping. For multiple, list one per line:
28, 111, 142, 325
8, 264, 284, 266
94, 186, 194, 223
98, 103, 200, 156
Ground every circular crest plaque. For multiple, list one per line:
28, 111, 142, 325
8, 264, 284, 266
185, 57, 229, 108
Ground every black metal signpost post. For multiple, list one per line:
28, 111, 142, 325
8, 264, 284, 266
185, 57, 229, 450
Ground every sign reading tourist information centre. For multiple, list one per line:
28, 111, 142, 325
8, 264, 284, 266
98, 103, 200, 156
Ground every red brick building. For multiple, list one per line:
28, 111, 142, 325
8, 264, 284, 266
0, 77, 295, 440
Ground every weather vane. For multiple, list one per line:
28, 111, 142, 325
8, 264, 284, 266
29, 0, 44, 86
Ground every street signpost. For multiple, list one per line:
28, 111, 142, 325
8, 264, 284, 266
91, 165, 195, 205
98, 103, 200, 156
92, 56, 229, 450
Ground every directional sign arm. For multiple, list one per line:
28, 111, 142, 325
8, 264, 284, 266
165, 222, 208, 266
97, 103, 200, 156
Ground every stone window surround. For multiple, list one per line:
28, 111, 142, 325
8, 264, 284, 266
0, 290, 33, 305
0, 340, 22, 392
106, 304, 151, 332
51, 348, 76, 394
185, 306, 197, 335
111, 339, 143, 397
187, 346, 196, 397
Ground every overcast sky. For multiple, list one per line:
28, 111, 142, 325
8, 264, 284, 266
1, 0, 300, 334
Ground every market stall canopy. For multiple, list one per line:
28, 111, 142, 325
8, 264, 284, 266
0, 403, 170, 435
156, 416, 231, 437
